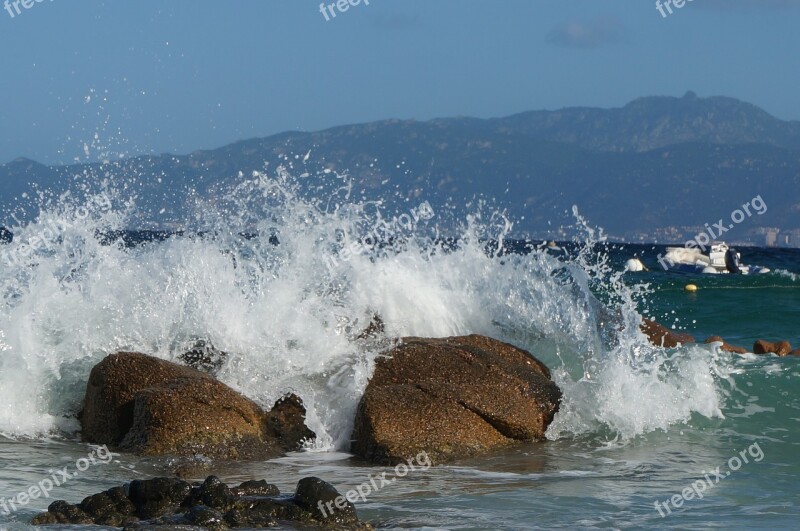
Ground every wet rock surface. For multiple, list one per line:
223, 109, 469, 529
178, 339, 228, 375
267, 394, 316, 446
82, 352, 314, 458
640, 318, 695, 348
644, 323, 798, 358
351, 335, 561, 465
704, 336, 748, 355
753, 339, 793, 356
31, 475, 370, 529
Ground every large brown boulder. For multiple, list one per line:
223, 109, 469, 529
640, 319, 695, 348
82, 352, 314, 459
753, 340, 793, 356
351, 335, 561, 465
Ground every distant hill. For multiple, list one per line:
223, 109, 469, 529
492, 91, 800, 152
1, 92, 799, 241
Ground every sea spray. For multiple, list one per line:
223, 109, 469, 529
0, 165, 734, 448
543, 208, 731, 440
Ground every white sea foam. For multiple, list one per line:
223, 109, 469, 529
0, 167, 732, 447
773, 269, 799, 282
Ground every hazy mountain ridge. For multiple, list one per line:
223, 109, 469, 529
2, 93, 799, 241
491, 91, 800, 152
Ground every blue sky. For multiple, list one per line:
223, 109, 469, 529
1, 0, 799, 164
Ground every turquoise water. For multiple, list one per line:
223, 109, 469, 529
622, 245, 800, 347
1, 175, 799, 529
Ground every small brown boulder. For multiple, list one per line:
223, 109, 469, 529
753, 340, 793, 356
82, 352, 314, 459
351, 335, 561, 465
640, 319, 695, 348
704, 336, 748, 355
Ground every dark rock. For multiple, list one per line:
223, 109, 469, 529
30, 512, 58, 525
123, 524, 196, 530
351, 335, 561, 465
640, 319, 695, 348
79, 486, 136, 525
82, 352, 315, 459
31, 500, 93, 525
128, 477, 193, 519
356, 315, 385, 340
186, 505, 227, 530
704, 336, 748, 355
32, 475, 370, 529
178, 339, 227, 375
753, 339, 793, 356
266, 394, 316, 448
228, 496, 306, 523
223, 506, 279, 528
294, 477, 358, 525
198, 476, 232, 510
230, 480, 280, 497
0, 226, 11, 244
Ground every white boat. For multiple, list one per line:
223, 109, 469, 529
661, 242, 770, 275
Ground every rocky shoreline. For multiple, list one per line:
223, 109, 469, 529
78, 335, 563, 468
27, 322, 798, 528
32, 475, 370, 529
640, 318, 799, 356
30, 333, 562, 528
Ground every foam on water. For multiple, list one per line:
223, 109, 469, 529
0, 166, 732, 448
774, 268, 799, 282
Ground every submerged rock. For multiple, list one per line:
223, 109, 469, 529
753, 339, 793, 356
178, 339, 227, 375
704, 336, 748, 355
640, 319, 695, 348
82, 352, 314, 458
31, 475, 370, 529
356, 315, 385, 340
351, 335, 561, 465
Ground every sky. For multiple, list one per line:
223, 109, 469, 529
1, 0, 799, 165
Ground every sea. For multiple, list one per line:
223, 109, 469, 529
0, 169, 798, 530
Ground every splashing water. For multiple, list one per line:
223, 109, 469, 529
0, 166, 731, 449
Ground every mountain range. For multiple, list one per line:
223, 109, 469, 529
2, 91, 799, 243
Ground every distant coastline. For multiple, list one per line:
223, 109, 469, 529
2, 93, 800, 240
